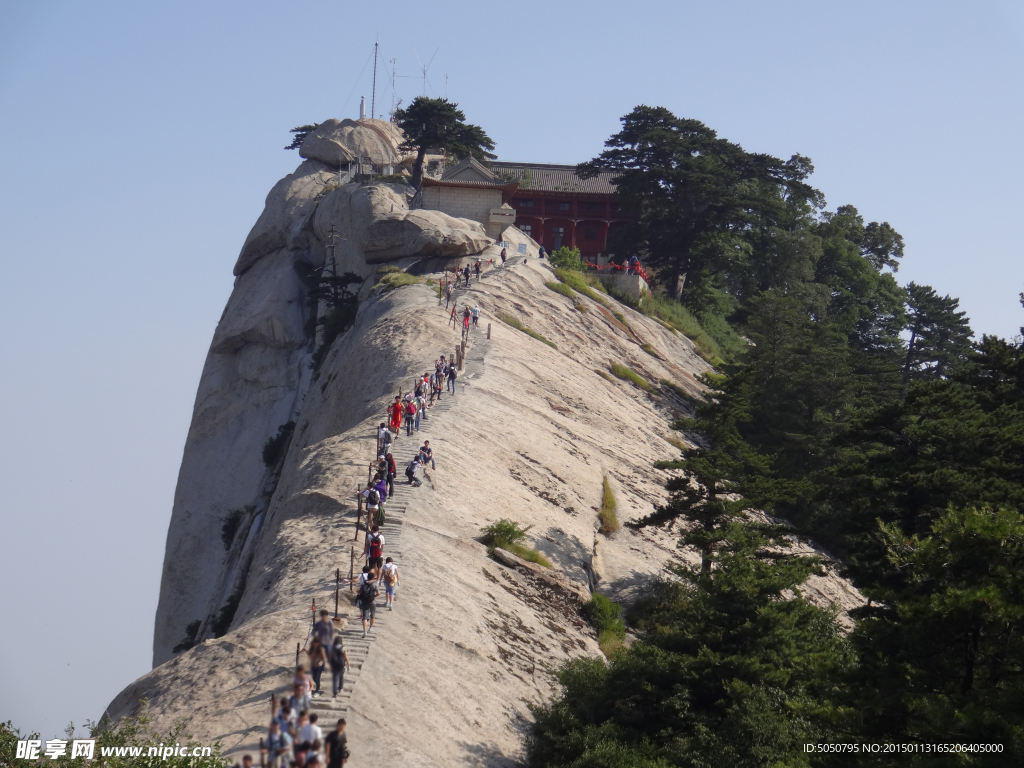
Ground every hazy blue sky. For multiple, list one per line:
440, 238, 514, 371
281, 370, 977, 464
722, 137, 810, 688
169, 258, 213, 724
1, 0, 1022, 739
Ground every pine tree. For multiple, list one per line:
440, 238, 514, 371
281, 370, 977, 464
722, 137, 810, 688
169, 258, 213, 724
393, 97, 495, 189
632, 367, 806, 573
902, 281, 973, 385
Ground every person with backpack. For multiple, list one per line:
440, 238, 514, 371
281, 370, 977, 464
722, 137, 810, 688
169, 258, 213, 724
404, 398, 417, 436
305, 638, 327, 698
405, 456, 423, 487
500, 246, 507, 265
308, 609, 334, 653
356, 570, 378, 638
328, 637, 349, 699
385, 453, 396, 497
472, 305, 480, 326
447, 362, 458, 395
538, 245, 547, 260
265, 719, 293, 768
381, 557, 400, 611
364, 524, 385, 580
361, 485, 381, 524
474, 260, 481, 280
377, 423, 392, 455
324, 719, 348, 768
415, 393, 427, 431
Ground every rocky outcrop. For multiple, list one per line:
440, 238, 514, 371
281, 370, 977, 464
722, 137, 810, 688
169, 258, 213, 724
362, 209, 492, 261
299, 118, 402, 168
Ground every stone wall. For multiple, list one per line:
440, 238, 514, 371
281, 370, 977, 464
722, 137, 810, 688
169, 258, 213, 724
599, 272, 649, 300
420, 186, 503, 236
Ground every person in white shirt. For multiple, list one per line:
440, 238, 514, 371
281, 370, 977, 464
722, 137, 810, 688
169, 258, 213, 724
298, 713, 323, 752
381, 557, 400, 611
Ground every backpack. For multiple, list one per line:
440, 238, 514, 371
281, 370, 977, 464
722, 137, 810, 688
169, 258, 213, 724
330, 640, 345, 667
374, 505, 386, 525
449, 367, 457, 380
367, 489, 380, 506
369, 533, 384, 558
384, 565, 398, 586
357, 579, 377, 607
406, 401, 416, 415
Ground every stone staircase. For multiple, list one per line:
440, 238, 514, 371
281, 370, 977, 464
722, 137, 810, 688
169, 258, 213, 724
310, 311, 491, 716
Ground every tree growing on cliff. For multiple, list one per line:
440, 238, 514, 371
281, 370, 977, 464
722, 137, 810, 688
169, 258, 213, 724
285, 123, 321, 150
393, 97, 495, 189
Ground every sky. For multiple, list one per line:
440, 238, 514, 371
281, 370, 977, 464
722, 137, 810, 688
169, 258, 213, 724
1, 0, 1022, 740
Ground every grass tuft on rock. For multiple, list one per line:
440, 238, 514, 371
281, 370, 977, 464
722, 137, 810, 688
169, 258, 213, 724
545, 281, 574, 299
609, 362, 653, 391
553, 268, 607, 304
595, 369, 614, 383
582, 593, 626, 658
497, 312, 557, 349
599, 476, 619, 534
640, 342, 660, 358
481, 518, 552, 568
375, 271, 421, 292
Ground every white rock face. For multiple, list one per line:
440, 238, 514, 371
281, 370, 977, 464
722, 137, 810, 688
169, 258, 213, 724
154, 162, 497, 665
234, 159, 336, 276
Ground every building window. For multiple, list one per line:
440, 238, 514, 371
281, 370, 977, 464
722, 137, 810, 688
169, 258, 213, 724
558, 201, 570, 211
520, 224, 532, 236
552, 226, 565, 249
519, 199, 534, 208
585, 228, 597, 240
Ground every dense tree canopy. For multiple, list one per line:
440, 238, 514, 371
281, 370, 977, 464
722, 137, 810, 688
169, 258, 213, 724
393, 97, 495, 189
538, 106, 1024, 766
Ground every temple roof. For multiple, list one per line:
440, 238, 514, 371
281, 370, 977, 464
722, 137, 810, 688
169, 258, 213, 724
490, 162, 618, 196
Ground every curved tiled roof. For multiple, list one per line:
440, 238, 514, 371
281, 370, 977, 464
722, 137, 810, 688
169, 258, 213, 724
490, 162, 618, 196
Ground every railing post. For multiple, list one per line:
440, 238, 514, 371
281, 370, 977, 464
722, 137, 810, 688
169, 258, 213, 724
295, 642, 300, 668
334, 568, 340, 619
355, 486, 363, 541
259, 737, 265, 768
349, 547, 355, 593
487, 322, 491, 339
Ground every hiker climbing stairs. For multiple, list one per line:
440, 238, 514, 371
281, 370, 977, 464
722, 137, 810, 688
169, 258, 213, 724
310, 319, 491, 716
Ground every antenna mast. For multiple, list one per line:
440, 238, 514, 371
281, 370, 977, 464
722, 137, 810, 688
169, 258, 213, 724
370, 41, 379, 120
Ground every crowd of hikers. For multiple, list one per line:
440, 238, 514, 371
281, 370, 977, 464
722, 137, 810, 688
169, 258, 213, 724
261, 608, 352, 767
254, 252, 511, 767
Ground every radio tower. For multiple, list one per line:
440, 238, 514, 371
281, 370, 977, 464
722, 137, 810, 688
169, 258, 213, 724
370, 41, 379, 120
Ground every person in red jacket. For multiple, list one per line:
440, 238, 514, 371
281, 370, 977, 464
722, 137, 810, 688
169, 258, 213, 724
388, 395, 402, 435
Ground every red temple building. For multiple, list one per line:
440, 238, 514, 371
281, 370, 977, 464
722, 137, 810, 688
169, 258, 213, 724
490, 162, 626, 264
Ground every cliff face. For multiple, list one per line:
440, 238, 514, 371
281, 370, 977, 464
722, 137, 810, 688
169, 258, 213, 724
126, 152, 864, 765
